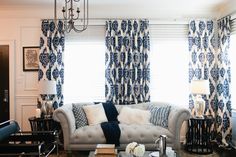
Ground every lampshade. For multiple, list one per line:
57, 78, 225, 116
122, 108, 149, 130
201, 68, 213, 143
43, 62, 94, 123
39, 80, 57, 95
190, 79, 210, 95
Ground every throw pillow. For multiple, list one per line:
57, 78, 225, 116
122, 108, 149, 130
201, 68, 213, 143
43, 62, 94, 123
72, 104, 88, 129
102, 102, 119, 122
148, 105, 171, 128
118, 107, 151, 125
83, 103, 108, 125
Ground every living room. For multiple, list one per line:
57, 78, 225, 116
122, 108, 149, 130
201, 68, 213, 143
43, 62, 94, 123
0, 0, 236, 156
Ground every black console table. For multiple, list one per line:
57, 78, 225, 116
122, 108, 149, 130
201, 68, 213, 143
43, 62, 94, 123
185, 116, 213, 154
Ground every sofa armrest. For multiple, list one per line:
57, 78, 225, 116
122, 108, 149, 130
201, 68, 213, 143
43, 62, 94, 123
168, 106, 191, 149
53, 104, 76, 150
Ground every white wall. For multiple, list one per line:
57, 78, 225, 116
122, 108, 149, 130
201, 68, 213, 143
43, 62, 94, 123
0, 17, 41, 130
217, 0, 236, 18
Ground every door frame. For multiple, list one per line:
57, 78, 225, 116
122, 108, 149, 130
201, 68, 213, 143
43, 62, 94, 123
0, 40, 16, 120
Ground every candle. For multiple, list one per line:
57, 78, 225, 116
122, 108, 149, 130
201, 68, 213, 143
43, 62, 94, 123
35, 108, 41, 118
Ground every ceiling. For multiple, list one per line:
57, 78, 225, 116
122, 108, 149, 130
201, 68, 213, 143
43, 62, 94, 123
0, 0, 234, 19
0, 0, 228, 7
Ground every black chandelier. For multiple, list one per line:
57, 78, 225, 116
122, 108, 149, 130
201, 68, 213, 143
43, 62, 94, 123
54, 0, 89, 33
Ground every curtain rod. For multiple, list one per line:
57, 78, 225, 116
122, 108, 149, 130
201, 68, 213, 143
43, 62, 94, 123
41, 18, 150, 21
39, 21, 188, 27
40, 17, 190, 22
40, 18, 189, 26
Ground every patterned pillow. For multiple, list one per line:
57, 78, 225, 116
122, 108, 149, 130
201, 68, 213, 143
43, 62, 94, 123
72, 104, 88, 129
148, 105, 171, 128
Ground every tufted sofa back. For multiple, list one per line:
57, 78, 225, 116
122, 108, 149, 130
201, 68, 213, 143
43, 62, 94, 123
53, 102, 190, 150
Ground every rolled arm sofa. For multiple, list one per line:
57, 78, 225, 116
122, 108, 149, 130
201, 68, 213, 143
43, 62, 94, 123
53, 102, 190, 151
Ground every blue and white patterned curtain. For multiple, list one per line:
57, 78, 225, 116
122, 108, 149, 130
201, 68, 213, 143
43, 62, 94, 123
215, 17, 231, 146
188, 17, 232, 146
105, 20, 150, 104
188, 20, 215, 115
38, 20, 65, 109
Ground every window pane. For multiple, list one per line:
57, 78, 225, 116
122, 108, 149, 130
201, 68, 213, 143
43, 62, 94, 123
150, 39, 189, 108
230, 35, 236, 109
64, 42, 105, 104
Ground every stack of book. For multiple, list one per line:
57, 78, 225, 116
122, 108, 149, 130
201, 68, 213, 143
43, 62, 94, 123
95, 144, 117, 157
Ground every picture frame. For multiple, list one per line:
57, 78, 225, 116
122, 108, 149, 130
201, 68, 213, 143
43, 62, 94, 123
23, 46, 40, 71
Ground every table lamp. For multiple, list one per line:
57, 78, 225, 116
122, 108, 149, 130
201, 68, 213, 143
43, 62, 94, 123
190, 79, 210, 118
39, 80, 57, 117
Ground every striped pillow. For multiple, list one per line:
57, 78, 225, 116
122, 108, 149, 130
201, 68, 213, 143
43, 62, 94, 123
148, 105, 171, 128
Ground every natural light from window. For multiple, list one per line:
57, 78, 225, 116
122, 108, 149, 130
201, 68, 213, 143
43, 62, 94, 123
64, 41, 105, 104
64, 39, 189, 106
64, 25, 189, 107
230, 34, 236, 110
150, 39, 189, 108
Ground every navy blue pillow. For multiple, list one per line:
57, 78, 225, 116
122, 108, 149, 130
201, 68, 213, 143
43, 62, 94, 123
102, 102, 119, 122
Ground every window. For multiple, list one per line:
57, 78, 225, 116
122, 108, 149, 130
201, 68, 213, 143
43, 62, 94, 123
64, 23, 189, 107
230, 14, 236, 109
64, 26, 105, 104
230, 34, 236, 109
149, 24, 189, 108
150, 39, 189, 107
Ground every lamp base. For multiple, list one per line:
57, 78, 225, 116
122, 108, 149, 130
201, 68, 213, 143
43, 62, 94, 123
41, 100, 53, 118
195, 115, 204, 119
194, 95, 205, 118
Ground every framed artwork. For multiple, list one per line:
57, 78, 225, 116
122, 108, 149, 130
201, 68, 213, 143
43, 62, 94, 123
23, 46, 40, 71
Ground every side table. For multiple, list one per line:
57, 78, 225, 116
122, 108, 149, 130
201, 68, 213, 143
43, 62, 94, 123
28, 116, 63, 149
185, 115, 213, 154
28, 116, 58, 131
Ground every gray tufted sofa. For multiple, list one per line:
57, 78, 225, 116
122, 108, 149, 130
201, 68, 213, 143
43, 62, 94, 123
53, 102, 190, 151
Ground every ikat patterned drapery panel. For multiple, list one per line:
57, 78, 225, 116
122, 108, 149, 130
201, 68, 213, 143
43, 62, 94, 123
188, 20, 215, 115
216, 17, 231, 146
105, 20, 150, 105
188, 17, 232, 146
38, 20, 65, 109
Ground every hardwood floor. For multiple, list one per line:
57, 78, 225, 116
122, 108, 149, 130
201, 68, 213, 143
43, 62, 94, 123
213, 145, 236, 157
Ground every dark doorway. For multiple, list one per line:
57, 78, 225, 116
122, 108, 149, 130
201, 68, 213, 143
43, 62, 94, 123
0, 45, 9, 123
